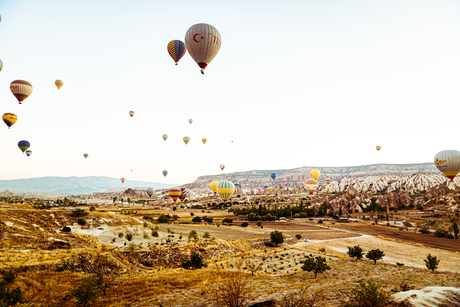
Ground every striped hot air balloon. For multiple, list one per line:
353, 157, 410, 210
129, 111, 135, 117
185, 23, 222, 74
169, 187, 182, 202
376, 146, 381, 151
83, 153, 89, 159
18, 140, 30, 153
271, 173, 277, 180
55, 80, 64, 90
162, 134, 168, 141
217, 181, 235, 201
2, 113, 17, 129
210, 181, 218, 194
183, 136, 190, 145
305, 178, 318, 195
10, 80, 33, 104
325, 178, 331, 184
434, 150, 460, 180
167, 40, 186, 65
25, 150, 32, 157
310, 169, 320, 180
188, 119, 193, 124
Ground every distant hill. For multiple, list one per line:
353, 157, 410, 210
0, 176, 179, 195
185, 162, 440, 189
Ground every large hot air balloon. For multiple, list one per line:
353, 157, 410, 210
325, 178, 331, 184
183, 136, 190, 145
147, 187, 155, 197
18, 140, 30, 153
0, 59, 3, 72
376, 146, 381, 151
179, 187, 188, 202
163, 170, 168, 177
202, 138, 207, 144
25, 150, 32, 157
167, 40, 186, 65
169, 187, 182, 202
129, 111, 135, 117
305, 178, 318, 195
55, 80, 64, 90
10, 80, 33, 104
434, 150, 460, 180
188, 119, 193, 124
217, 181, 235, 201
271, 173, 277, 180
83, 153, 89, 159
2, 113, 17, 129
185, 23, 222, 74
210, 181, 218, 194
162, 134, 168, 141
121, 178, 125, 184
310, 169, 320, 180
220, 164, 225, 171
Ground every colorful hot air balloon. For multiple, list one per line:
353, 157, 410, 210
10, 80, 33, 104
305, 178, 318, 195
2, 113, 17, 129
220, 164, 225, 171
183, 136, 190, 145
0, 59, 3, 72
147, 187, 155, 197
83, 153, 89, 159
271, 173, 277, 180
167, 40, 186, 65
310, 169, 320, 180
217, 181, 235, 201
185, 23, 222, 74
163, 170, 168, 177
210, 181, 218, 194
325, 178, 331, 184
376, 146, 381, 151
202, 138, 207, 144
55, 80, 64, 90
434, 150, 460, 180
188, 119, 193, 124
18, 140, 30, 153
121, 178, 125, 183
25, 150, 32, 157
169, 187, 182, 202
267, 187, 273, 191
162, 134, 168, 141
129, 111, 135, 117
179, 187, 188, 202
234, 182, 240, 188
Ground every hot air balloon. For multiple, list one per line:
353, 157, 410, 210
2, 113, 17, 129
189, 119, 193, 124
147, 187, 155, 197
217, 181, 235, 201
10, 80, 33, 104
202, 138, 207, 144
0, 59, 3, 72
121, 178, 125, 184
18, 140, 30, 153
210, 181, 218, 194
234, 182, 240, 188
185, 23, 222, 74
271, 173, 277, 180
325, 178, 331, 184
376, 146, 381, 151
83, 153, 89, 159
183, 136, 190, 145
163, 170, 168, 177
434, 150, 460, 180
305, 178, 318, 195
169, 187, 182, 202
162, 134, 168, 141
129, 111, 135, 117
179, 187, 188, 202
310, 169, 320, 180
25, 150, 32, 157
267, 187, 273, 191
220, 164, 225, 171
55, 80, 64, 90
167, 40, 186, 65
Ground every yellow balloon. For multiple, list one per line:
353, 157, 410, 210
310, 169, 320, 180
210, 181, 218, 193
55, 79, 64, 90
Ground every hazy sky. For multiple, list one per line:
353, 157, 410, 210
0, 0, 459, 184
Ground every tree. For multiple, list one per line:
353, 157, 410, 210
295, 234, 302, 240
453, 220, 459, 239
0, 269, 26, 306
424, 254, 440, 272
69, 276, 101, 307
347, 245, 365, 262
181, 252, 205, 269
345, 278, 391, 307
222, 218, 233, 224
95, 273, 115, 296
127, 197, 131, 204
279, 285, 317, 307
112, 196, 117, 204
203, 232, 210, 239
366, 249, 385, 264
241, 222, 249, 227
301, 255, 331, 278
71, 208, 88, 217
192, 216, 202, 223
270, 230, 284, 246
190, 212, 195, 217
157, 214, 171, 223
256, 220, 263, 228
173, 206, 177, 211
188, 230, 199, 242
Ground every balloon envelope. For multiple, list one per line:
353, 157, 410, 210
376, 146, 381, 151
167, 40, 186, 65
169, 187, 182, 202
271, 173, 276, 180
55, 80, 64, 89
185, 23, 222, 73
434, 150, 460, 180
325, 178, 331, 184
10, 80, 33, 104
202, 138, 207, 144
162, 170, 168, 177
189, 119, 193, 124
18, 140, 30, 153
121, 178, 125, 183
305, 178, 318, 195
147, 187, 155, 197
83, 153, 89, 159
25, 150, 32, 157
0, 59, 3, 71
2, 113, 17, 129
183, 136, 190, 145
210, 181, 218, 193
220, 164, 225, 170
310, 169, 320, 180
162, 134, 168, 141
129, 111, 135, 117
217, 181, 235, 201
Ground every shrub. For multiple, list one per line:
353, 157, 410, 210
89, 206, 96, 212
319, 247, 326, 254
317, 219, 323, 224
190, 212, 195, 217
301, 255, 331, 278
347, 245, 364, 262
143, 221, 148, 228
203, 216, 213, 223
192, 216, 202, 223
419, 225, 430, 234
69, 276, 101, 307
241, 222, 249, 227
0, 280, 26, 306
71, 208, 89, 217
256, 220, 263, 228
270, 230, 284, 246
222, 218, 233, 224
203, 232, 210, 239
345, 278, 391, 307
188, 230, 199, 242
125, 232, 134, 241
433, 227, 450, 238
2, 268, 18, 284
118, 232, 123, 238
295, 234, 302, 240
279, 285, 317, 307
157, 214, 171, 224
366, 249, 385, 264
77, 218, 86, 226
424, 254, 440, 272
181, 252, 205, 269
453, 220, 459, 239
